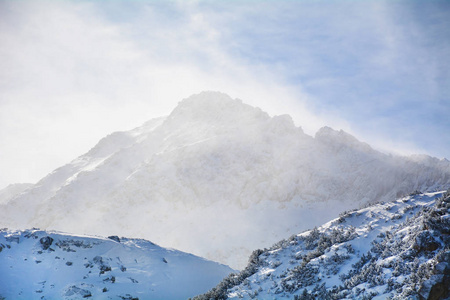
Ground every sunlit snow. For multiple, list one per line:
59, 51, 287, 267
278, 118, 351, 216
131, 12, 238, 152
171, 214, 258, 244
0, 229, 233, 299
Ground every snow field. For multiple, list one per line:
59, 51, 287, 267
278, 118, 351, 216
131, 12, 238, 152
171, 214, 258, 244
0, 229, 233, 299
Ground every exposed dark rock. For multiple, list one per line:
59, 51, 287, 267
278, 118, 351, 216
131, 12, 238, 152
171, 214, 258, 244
6, 236, 19, 244
420, 275, 450, 300
93, 256, 112, 274
428, 276, 450, 300
103, 276, 115, 283
108, 236, 120, 243
119, 294, 139, 300
65, 286, 92, 298
39, 236, 54, 250
128, 277, 139, 283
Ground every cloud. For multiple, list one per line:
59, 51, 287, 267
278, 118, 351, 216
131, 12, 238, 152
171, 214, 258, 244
1, 0, 449, 188
197, 0, 450, 159
0, 1, 328, 188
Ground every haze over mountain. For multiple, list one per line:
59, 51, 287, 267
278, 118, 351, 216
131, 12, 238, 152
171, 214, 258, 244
1, 92, 449, 269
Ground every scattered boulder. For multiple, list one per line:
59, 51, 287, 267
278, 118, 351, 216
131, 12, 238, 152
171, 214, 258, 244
103, 276, 115, 283
413, 231, 440, 253
39, 236, 54, 250
93, 256, 111, 274
428, 276, 450, 300
64, 286, 92, 298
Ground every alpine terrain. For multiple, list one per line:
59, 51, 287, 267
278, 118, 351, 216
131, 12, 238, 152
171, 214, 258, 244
0, 183, 33, 205
0, 229, 233, 299
196, 190, 450, 300
1, 91, 450, 269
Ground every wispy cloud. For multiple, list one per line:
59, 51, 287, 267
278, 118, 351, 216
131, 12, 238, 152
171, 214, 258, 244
198, 0, 450, 157
0, 1, 321, 187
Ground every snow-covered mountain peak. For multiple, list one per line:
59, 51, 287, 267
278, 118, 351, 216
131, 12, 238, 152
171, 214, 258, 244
166, 91, 269, 127
408, 153, 450, 166
268, 114, 300, 134
1, 92, 450, 269
315, 126, 350, 140
315, 126, 373, 153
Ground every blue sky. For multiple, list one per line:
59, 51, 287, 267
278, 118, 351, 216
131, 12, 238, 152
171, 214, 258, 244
0, 0, 449, 188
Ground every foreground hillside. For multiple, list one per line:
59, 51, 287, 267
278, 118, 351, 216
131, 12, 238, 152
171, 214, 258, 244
1, 92, 450, 268
196, 190, 450, 299
0, 230, 233, 300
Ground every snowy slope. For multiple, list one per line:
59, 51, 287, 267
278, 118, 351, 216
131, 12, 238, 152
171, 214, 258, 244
0, 183, 33, 205
1, 91, 450, 269
196, 190, 450, 300
0, 229, 233, 300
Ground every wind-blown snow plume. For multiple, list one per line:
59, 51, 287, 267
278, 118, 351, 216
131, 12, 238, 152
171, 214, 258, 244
1, 92, 449, 269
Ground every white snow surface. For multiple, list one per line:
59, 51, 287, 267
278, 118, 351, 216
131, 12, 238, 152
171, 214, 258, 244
1, 91, 450, 269
0, 183, 33, 205
0, 229, 233, 299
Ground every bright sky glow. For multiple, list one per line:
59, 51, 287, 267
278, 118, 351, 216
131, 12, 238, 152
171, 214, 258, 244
1, 0, 449, 189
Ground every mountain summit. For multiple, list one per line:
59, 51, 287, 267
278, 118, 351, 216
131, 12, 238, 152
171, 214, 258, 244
1, 92, 450, 269
167, 91, 269, 124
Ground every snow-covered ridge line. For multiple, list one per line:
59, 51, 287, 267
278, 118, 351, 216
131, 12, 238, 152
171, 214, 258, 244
196, 190, 450, 300
0, 229, 233, 300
